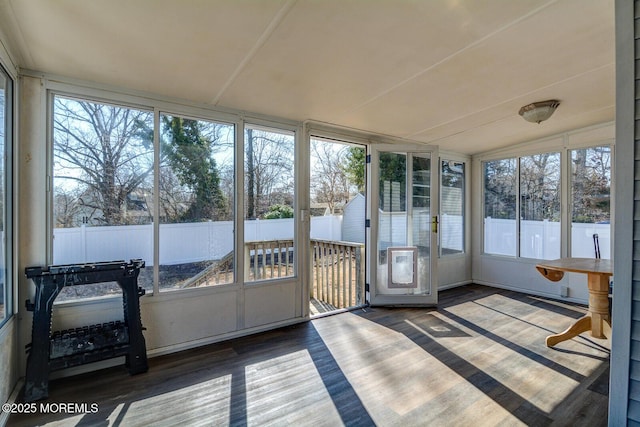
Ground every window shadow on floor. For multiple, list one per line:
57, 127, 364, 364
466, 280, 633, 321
9, 322, 374, 427
354, 284, 610, 426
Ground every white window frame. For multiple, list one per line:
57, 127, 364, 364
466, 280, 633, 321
45, 81, 303, 301
0, 62, 13, 327
439, 158, 466, 257
480, 141, 614, 261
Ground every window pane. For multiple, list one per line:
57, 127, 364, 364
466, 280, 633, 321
52, 96, 154, 300
571, 146, 611, 259
159, 114, 235, 290
483, 159, 517, 256
440, 160, 464, 256
0, 69, 8, 323
377, 152, 407, 283
309, 138, 364, 241
519, 153, 561, 259
379, 152, 407, 253
244, 125, 295, 281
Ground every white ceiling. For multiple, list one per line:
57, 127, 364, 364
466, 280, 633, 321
0, 0, 614, 155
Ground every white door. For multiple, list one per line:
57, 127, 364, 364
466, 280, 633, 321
368, 144, 438, 306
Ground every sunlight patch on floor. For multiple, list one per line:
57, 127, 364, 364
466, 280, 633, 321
244, 349, 342, 426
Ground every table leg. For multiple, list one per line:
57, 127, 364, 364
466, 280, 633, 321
587, 272, 611, 339
546, 315, 592, 347
546, 272, 612, 347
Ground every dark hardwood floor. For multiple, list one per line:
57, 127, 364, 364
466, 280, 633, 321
8, 284, 609, 426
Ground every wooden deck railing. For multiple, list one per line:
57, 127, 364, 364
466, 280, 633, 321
181, 251, 234, 288
244, 239, 295, 281
310, 239, 365, 310
182, 239, 365, 311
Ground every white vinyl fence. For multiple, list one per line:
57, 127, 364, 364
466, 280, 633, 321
53, 216, 343, 266
52, 215, 611, 266
483, 217, 610, 259
53, 212, 462, 266
440, 213, 463, 252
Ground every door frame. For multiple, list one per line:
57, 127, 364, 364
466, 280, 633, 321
367, 143, 439, 306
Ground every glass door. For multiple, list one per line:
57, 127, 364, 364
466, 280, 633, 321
369, 145, 438, 306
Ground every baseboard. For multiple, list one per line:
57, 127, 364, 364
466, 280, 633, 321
472, 280, 588, 305
438, 280, 473, 291
147, 316, 309, 357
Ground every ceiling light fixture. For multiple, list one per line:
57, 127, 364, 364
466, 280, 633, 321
518, 100, 560, 124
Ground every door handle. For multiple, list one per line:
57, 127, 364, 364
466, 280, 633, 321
432, 216, 439, 233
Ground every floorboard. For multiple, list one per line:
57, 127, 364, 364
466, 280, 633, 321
7, 284, 609, 426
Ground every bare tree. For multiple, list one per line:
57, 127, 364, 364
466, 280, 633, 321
53, 97, 154, 226
310, 141, 351, 214
484, 148, 610, 224
484, 158, 517, 219
245, 128, 294, 219
519, 153, 560, 221
571, 147, 611, 223
53, 187, 98, 228
157, 169, 190, 222
218, 163, 235, 218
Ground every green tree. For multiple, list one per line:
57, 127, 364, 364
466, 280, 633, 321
162, 116, 228, 221
343, 149, 406, 211
344, 146, 366, 193
263, 204, 294, 219
379, 152, 407, 211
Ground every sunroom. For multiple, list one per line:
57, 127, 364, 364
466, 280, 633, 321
1, 0, 636, 425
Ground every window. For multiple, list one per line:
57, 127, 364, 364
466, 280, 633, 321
244, 125, 295, 281
51, 94, 306, 298
484, 154, 560, 259
0, 65, 12, 325
483, 158, 517, 256
440, 160, 464, 255
571, 146, 611, 259
159, 114, 235, 290
52, 97, 242, 298
519, 153, 560, 259
483, 147, 610, 260
52, 96, 154, 300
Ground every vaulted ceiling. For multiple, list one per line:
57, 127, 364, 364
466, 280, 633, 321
0, 0, 614, 154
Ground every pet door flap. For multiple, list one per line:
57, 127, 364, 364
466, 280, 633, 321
387, 247, 418, 288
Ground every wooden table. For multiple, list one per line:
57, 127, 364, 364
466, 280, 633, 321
535, 258, 612, 347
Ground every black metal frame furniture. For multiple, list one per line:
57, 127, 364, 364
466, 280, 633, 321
23, 259, 148, 402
